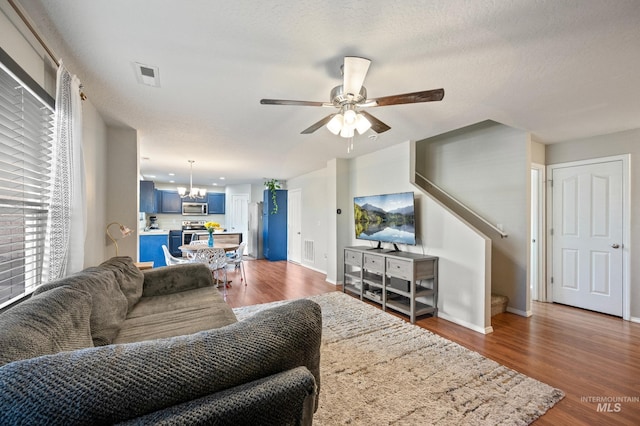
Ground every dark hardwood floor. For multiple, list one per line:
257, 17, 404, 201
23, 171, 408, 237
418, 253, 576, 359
224, 259, 640, 425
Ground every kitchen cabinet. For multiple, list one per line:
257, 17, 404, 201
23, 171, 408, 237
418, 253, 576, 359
154, 189, 161, 212
207, 193, 225, 214
263, 189, 287, 261
168, 230, 183, 257
159, 190, 182, 213
139, 234, 168, 267
139, 180, 156, 213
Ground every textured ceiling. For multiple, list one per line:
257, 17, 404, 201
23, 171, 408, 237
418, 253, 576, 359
15, 0, 640, 187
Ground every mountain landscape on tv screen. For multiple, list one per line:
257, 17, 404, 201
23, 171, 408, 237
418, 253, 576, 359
354, 193, 415, 245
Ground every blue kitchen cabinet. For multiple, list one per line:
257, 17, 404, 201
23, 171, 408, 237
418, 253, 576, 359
263, 189, 287, 261
155, 189, 161, 212
139, 180, 156, 213
139, 234, 167, 267
207, 193, 225, 214
168, 230, 183, 257
159, 190, 182, 213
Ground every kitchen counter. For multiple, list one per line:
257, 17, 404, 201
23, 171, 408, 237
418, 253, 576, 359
183, 231, 242, 245
139, 229, 169, 235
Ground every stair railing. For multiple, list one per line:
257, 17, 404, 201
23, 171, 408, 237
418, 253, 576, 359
414, 171, 508, 239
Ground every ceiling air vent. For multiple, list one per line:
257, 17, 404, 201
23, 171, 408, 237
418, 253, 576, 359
134, 62, 160, 87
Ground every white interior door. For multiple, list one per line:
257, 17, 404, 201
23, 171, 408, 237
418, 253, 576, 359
551, 160, 623, 316
288, 189, 302, 264
229, 194, 249, 252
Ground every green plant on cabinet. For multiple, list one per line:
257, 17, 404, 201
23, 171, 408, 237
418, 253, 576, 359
264, 178, 281, 214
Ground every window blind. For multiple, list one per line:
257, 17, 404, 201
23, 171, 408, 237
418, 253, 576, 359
0, 61, 54, 308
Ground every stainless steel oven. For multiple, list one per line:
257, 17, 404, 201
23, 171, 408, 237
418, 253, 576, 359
181, 220, 209, 245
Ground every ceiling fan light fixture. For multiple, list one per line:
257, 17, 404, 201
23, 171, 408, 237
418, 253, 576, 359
343, 109, 357, 126
340, 125, 355, 138
355, 113, 372, 134
327, 114, 343, 135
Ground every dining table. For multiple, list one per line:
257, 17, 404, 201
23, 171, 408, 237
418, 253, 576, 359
178, 243, 240, 254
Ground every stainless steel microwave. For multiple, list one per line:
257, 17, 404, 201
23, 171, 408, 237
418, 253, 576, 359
182, 202, 208, 216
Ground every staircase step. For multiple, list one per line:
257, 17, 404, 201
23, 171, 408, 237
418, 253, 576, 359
491, 294, 509, 316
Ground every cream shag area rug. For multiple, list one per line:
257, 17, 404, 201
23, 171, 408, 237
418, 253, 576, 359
233, 292, 564, 425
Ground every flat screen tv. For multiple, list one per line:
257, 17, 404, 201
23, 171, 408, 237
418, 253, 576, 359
354, 191, 416, 250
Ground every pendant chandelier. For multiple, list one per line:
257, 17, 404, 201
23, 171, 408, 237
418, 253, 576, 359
177, 160, 206, 199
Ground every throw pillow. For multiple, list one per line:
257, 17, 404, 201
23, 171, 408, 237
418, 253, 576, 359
100, 256, 144, 311
33, 267, 129, 346
0, 285, 93, 367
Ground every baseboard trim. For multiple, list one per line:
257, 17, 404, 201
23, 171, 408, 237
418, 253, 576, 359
630, 316, 640, 324
292, 262, 339, 286
506, 307, 532, 317
438, 311, 494, 334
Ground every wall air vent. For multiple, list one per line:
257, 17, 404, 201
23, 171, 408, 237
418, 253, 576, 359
134, 62, 160, 87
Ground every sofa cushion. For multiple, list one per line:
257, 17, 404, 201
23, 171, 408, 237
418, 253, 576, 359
141, 263, 216, 297
33, 267, 129, 346
113, 286, 237, 344
99, 256, 144, 311
0, 285, 93, 366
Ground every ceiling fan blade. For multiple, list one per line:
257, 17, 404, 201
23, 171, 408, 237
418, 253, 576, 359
358, 111, 391, 134
343, 56, 371, 97
260, 99, 326, 107
301, 114, 337, 134
369, 88, 445, 107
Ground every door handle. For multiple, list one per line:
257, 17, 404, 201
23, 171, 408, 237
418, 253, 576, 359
611, 244, 620, 249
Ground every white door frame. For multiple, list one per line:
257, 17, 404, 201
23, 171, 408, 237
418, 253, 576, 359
547, 154, 630, 320
287, 188, 302, 264
530, 163, 546, 303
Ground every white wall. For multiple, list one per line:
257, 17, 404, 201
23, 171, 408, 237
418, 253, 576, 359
82, 100, 108, 266
348, 142, 492, 332
288, 141, 492, 332
250, 183, 265, 204
106, 126, 139, 260
415, 120, 531, 315
287, 167, 328, 273
324, 158, 350, 283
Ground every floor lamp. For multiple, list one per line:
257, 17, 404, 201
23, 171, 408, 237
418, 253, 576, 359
106, 222, 134, 256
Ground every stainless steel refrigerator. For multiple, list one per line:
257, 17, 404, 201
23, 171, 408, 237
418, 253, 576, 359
248, 202, 263, 259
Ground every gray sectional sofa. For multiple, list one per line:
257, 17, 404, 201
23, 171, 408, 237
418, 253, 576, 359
0, 257, 322, 425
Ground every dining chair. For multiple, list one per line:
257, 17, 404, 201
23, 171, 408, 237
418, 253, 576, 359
226, 241, 247, 285
161, 244, 189, 266
186, 239, 208, 260
192, 247, 228, 298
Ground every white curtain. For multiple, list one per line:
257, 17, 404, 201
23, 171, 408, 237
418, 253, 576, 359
43, 62, 86, 281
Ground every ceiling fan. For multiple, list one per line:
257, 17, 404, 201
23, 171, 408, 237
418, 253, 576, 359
260, 56, 444, 138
